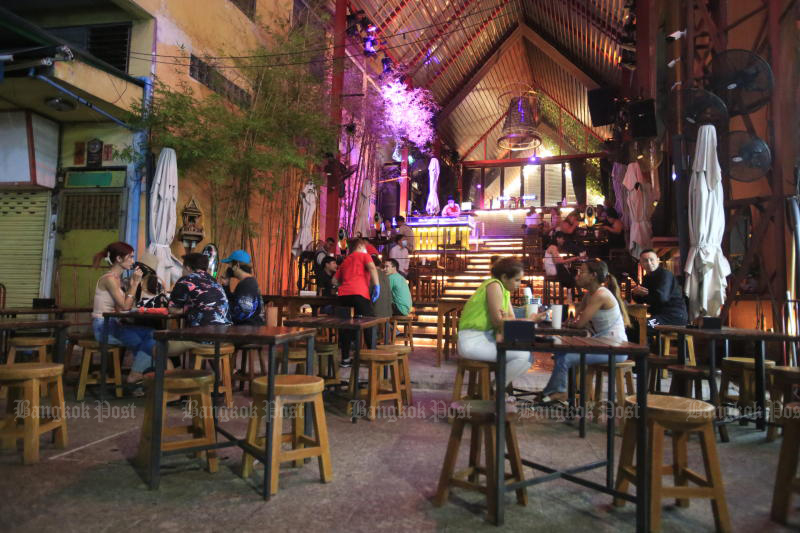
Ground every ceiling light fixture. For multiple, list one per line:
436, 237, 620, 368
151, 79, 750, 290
44, 97, 75, 112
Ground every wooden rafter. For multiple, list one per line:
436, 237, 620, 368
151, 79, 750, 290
519, 24, 601, 89
406, 0, 479, 73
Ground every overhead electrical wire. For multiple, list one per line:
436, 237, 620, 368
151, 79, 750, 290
122, 2, 513, 62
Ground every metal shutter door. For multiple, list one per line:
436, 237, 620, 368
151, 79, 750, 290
0, 190, 49, 307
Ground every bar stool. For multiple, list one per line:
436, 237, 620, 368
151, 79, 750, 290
586, 360, 635, 424
136, 369, 218, 473
543, 276, 566, 305
0, 362, 68, 464
315, 341, 340, 386
241, 375, 332, 494
771, 402, 800, 524
233, 344, 267, 394
76, 339, 124, 400
614, 394, 731, 532
647, 354, 679, 393
719, 357, 776, 409
277, 347, 312, 374
433, 400, 526, 520
389, 313, 415, 350
65, 331, 94, 377
377, 344, 413, 406
191, 343, 236, 408
767, 366, 800, 442
661, 333, 697, 366
348, 348, 403, 421
7, 336, 55, 363
452, 359, 496, 403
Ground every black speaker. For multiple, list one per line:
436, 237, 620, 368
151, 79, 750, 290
629, 99, 658, 138
587, 88, 618, 127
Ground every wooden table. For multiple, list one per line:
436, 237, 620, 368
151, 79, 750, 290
97, 311, 184, 402
436, 300, 466, 366
0, 307, 92, 316
496, 336, 651, 529
262, 295, 337, 324
282, 315, 390, 421
151, 325, 315, 498
0, 319, 70, 363
654, 325, 799, 432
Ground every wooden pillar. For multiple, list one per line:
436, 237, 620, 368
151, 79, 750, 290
480, 167, 486, 209
499, 167, 505, 208
325, 0, 347, 238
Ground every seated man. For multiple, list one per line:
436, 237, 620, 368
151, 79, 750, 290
389, 234, 410, 277
220, 249, 264, 325
316, 256, 338, 296
441, 195, 461, 217
383, 259, 412, 316
632, 249, 688, 332
168, 252, 231, 355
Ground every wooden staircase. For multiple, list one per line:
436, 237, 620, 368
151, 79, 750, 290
410, 237, 539, 347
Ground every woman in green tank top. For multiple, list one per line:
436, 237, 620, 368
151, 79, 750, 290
457, 258, 537, 387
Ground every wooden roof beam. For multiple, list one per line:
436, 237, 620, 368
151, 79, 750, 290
437, 23, 523, 122
520, 23, 601, 90
407, 0, 479, 74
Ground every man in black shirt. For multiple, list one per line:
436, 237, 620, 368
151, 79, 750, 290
317, 256, 338, 297
219, 249, 264, 325
632, 249, 688, 328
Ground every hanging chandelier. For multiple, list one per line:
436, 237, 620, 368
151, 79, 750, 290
497, 85, 542, 151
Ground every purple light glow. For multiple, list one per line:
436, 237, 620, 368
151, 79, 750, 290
529, 155, 538, 162
380, 75, 438, 147
476, 184, 482, 189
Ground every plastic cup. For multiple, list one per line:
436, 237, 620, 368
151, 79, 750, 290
550, 305, 563, 329
525, 303, 537, 318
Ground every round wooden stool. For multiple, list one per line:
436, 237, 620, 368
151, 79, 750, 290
191, 343, 236, 408
315, 342, 340, 386
434, 400, 526, 520
241, 375, 332, 494
452, 359, 496, 403
614, 394, 731, 532
277, 347, 312, 375
586, 360, 635, 425
720, 357, 776, 409
377, 344, 413, 406
771, 402, 800, 524
660, 333, 696, 366
347, 348, 403, 421
233, 344, 267, 394
137, 369, 218, 473
0, 362, 68, 464
767, 366, 800, 442
647, 354, 678, 393
76, 339, 124, 401
389, 314, 416, 350
65, 331, 94, 376
7, 336, 56, 363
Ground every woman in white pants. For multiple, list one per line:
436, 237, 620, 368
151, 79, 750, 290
456, 257, 539, 387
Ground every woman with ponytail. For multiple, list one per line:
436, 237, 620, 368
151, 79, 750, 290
540, 259, 630, 403
91, 242, 156, 392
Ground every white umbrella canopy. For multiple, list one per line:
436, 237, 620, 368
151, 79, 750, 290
685, 125, 731, 319
292, 182, 317, 257
147, 148, 183, 286
612, 162, 630, 229
426, 157, 440, 215
353, 178, 373, 237
624, 162, 652, 257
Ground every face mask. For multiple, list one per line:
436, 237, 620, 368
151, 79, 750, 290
401, 240, 408, 247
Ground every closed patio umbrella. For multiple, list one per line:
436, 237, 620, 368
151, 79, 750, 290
426, 157, 440, 215
353, 178, 373, 237
685, 125, 731, 319
292, 182, 317, 256
624, 162, 652, 258
148, 148, 183, 286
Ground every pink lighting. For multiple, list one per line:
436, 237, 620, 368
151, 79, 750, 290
380, 74, 438, 148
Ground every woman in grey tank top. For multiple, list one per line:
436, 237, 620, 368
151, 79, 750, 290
540, 259, 631, 403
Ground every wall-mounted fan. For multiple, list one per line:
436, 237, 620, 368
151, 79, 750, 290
682, 88, 728, 141
710, 49, 773, 116
726, 130, 771, 182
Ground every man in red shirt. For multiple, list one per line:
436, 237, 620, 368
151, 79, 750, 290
335, 238, 381, 366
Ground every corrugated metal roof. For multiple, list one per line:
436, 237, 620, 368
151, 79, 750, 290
353, 0, 624, 159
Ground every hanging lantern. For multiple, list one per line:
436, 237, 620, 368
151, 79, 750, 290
497, 92, 542, 151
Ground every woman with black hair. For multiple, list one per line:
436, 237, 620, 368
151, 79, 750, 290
539, 259, 630, 403
457, 258, 543, 387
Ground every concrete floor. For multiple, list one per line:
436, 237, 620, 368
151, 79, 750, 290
0, 348, 797, 533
